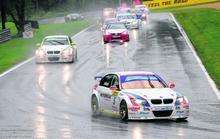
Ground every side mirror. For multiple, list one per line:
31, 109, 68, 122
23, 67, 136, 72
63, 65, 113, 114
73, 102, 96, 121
168, 82, 175, 89
36, 43, 41, 47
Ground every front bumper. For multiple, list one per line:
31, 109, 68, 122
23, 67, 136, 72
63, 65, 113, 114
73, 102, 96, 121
128, 106, 189, 120
36, 54, 74, 63
103, 34, 129, 43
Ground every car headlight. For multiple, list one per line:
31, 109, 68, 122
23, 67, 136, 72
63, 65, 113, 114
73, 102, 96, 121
175, 96, 189, 109
62, 48, 73, 57
36, 49, 45, 58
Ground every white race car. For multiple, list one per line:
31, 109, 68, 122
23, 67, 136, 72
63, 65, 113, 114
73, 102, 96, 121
91, 71, 189, 121
35, 35, 77, 63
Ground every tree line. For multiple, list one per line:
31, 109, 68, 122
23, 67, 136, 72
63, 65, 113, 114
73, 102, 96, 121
0, 0, 133, 36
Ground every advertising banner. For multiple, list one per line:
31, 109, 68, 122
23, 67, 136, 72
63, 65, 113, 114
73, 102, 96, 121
142, 0, 218, 9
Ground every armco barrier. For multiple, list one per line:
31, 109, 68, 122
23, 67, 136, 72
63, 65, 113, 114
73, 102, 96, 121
143, 0, 218, 9
0, 29, 11, 43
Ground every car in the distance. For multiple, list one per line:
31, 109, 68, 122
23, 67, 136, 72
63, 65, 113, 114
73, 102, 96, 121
116, 13, 140, 29
103, 23, 129, 43
35, 35, 77, 63
91, 71, 189, 121
134, 5, 150, 20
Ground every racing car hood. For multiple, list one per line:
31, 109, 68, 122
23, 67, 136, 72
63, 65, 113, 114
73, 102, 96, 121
107, 29, 127, 34
122, 88, 177, 100
41, 45, 71, 51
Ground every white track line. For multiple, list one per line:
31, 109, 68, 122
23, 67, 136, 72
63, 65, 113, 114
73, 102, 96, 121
170, 13, 220, 100
0, 25, 94, 78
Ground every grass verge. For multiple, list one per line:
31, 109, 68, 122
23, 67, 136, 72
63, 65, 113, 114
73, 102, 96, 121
172, 8, 220, 88
0, 20, 90, 74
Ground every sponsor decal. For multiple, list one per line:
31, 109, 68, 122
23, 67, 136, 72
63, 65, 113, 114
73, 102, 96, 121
143, 107, 151, 111
143, 0, 217, 9
129, 107, 140, 111
140, 111, 149, 115
100, 93, 111, 99
153, 106, 173, 111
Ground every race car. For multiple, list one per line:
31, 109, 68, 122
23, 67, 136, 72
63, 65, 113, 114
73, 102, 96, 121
134, 5, 150, 20
35, 35, 77, 63
116, 13, 140, 29
103, 23, 129, 43
91, 71, 189, 121
65, 13, 84, 22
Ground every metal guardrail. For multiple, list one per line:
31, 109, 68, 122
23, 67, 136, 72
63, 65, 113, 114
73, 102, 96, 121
0, 29, 12, 43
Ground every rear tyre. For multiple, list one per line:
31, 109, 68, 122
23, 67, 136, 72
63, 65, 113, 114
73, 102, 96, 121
91, 95, 100, 116
120, 101, 128, 121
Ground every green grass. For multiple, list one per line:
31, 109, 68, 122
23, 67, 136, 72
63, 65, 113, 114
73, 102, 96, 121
172, 8, 220, 88
0, 20, 90, 73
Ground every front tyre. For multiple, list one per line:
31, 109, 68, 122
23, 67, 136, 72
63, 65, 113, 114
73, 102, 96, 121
120, 101, 128, 121
91, 95, 100, 116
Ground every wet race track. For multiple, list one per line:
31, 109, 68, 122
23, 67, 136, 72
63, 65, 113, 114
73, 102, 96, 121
0, 13, 220, 138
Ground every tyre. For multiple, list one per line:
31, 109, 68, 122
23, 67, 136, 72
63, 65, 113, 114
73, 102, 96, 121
120, 101, 128, 121
91, 95, 100, 116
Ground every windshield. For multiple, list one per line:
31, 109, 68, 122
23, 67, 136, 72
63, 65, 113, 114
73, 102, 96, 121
43, 37, 69, 45
107, 23, 126, 29
120, 75, 167, 89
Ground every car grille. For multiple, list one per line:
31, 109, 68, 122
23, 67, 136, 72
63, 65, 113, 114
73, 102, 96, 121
47, 51, 60, 54
47, 51, 53, 54
151, 99, 174, 105
151, 99, 162, 104
48, 57, 59, 61
163, 99, 173, 104
153, 110, 173, 117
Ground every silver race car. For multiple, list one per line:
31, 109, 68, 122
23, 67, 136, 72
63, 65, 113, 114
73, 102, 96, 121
35, 35, 77, 63
91, 71, 189, 121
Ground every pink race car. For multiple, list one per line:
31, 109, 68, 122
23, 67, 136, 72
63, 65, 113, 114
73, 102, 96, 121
103, 23, 129, 44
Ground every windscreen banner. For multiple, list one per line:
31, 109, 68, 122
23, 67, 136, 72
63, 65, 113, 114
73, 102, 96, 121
142, 0, 218, 9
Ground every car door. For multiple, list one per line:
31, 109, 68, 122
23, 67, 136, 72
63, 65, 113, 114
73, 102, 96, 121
97, 74, 114, 111
110, 75, 121, 112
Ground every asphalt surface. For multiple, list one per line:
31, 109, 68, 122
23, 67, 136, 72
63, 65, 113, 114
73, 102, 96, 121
0, 13, 220, 139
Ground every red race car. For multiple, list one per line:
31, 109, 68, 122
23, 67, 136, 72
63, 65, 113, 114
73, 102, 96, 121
103, 23, 129, 43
